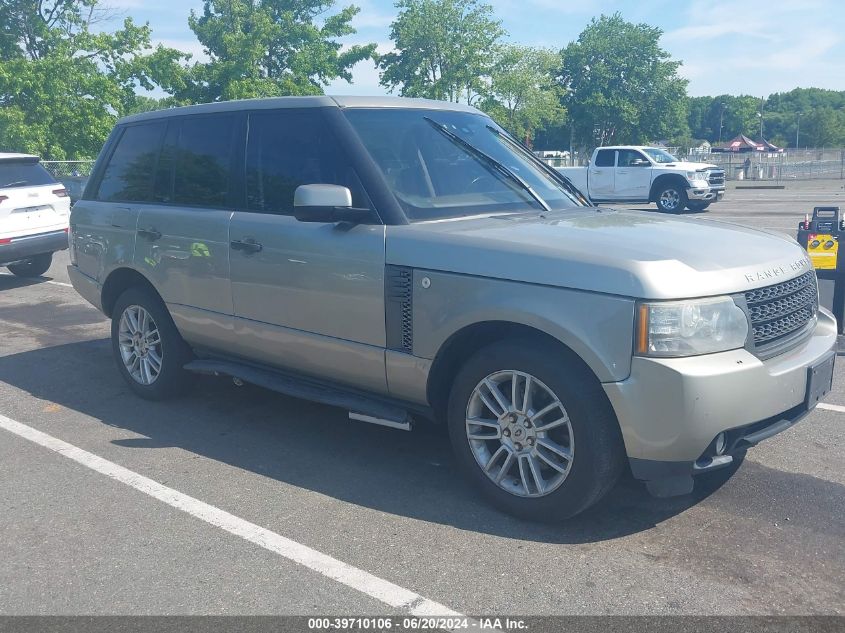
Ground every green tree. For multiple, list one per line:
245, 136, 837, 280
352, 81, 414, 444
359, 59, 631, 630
0, 0, 186, 159
180, 0, 376, 102
558, 13, 688, 148
687, 95, 761, 144
800, 107, 845, 147
479, 45, 564, 144
378, 0, 504, 103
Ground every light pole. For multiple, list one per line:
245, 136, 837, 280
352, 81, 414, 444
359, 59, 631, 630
718, 102, 726, 144
796, 112, 801, 149
758, 96, 765, 140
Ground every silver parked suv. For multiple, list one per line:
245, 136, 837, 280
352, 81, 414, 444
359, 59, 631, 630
69, 96, 836, 520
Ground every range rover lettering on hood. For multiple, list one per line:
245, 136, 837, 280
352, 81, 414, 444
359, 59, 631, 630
743, 256, 811, 284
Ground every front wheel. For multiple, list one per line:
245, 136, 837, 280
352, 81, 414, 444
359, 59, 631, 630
111, 286, 192, 400
7, 252, 52, 277
686, 201, 711, 212
655, 185, 688, 213
447, 340, 625, 521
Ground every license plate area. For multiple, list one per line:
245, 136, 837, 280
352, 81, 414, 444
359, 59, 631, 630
806, 352, 835, 408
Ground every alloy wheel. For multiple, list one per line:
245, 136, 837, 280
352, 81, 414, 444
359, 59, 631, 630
465, 370, 574, 497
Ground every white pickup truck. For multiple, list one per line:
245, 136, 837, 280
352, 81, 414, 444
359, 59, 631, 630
557, 146, 725, 212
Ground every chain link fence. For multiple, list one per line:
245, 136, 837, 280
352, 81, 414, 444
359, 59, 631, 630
541, 149, 845, 182
684, 149, 845, 182
41, 160, 95, 202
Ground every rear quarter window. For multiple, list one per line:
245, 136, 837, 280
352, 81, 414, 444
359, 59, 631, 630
0, 162, 56, 189
96, 122, 166, 202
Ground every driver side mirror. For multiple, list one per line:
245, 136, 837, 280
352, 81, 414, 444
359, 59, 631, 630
631, 158, 650, 167
293, 184, 376, 224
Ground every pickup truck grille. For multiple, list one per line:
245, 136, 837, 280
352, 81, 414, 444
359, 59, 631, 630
745, 271, 817, 349
707, 169, 725, 187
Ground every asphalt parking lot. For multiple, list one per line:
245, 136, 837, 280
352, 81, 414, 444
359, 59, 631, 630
1, 181, 844, 617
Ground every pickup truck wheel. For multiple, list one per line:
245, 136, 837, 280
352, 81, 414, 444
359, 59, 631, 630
111, 286, 192, 400
447, 340, 625, 521
656, 185, 687, 213
686, 201, 711, 212
7, 252, 52, 277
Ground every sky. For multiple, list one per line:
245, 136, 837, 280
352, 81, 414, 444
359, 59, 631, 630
111, 0, 845, 99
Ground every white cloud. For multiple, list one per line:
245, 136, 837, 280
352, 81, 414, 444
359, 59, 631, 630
154, 38, 209, 63
662, 0, 845, 95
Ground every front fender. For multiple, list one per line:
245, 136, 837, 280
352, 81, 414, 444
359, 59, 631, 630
412, 269, 635, 383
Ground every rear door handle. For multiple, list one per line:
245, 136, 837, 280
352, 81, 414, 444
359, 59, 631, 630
137, 227, 162, 241
230, 238, 262, 253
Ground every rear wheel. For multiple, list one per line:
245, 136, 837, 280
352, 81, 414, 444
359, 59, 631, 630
7, 252, 52, 277
655, 184, 688, 213
111, 286, 192, 400
686, 201, 711, 212
447, 340, 625, 521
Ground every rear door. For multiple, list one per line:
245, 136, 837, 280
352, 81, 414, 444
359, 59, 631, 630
73, 122, 166, 282
614, 149, 653, 200
132, 114, 241, 351
587, 149, 616, 199
0, 159, 69, 241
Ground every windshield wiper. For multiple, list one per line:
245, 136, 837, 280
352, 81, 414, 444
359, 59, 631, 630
1, 180, 28, 188
423, 117, 552, 213
484, 125, 591, 207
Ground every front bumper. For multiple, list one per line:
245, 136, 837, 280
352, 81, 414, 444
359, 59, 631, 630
603, 307, 837, 494
687, 186, 725, 202
0, 229, 68, 266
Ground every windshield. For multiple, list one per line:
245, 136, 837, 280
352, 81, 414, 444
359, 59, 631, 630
343, 108, 583, 221
642, 148, 679, 164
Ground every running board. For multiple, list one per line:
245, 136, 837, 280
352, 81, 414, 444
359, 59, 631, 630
185, 359, 413, 427
349, 412, 411, 432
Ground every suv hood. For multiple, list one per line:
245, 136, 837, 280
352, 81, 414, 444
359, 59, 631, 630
386, 208, 811, 299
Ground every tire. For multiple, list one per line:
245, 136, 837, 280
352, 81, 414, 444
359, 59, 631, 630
655, 184, 688, 213
7, 252, 52, 277
446, 340, 626, 521
686, 201, 711, 212
111, 286, 192, 400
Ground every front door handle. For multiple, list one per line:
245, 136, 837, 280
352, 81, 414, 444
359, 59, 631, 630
137, 227, 162, 241
230, 238, 263, 253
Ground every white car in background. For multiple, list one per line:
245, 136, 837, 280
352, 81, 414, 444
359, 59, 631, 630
0, 154, 70, 278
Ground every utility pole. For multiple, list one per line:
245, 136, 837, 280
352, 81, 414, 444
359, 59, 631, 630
718, 102, 726, 144
796, 112, 801, 149
759, 96, 765, 140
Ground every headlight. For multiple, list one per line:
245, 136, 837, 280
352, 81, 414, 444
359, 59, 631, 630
686, 171, 707, 183
636, 296, 749, 357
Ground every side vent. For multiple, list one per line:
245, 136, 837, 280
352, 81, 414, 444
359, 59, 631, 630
386, 265, 413, 354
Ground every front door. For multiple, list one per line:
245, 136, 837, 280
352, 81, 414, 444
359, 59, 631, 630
133, 113, 241, 350
614, 149, 653, 200
228, 108, 388, 394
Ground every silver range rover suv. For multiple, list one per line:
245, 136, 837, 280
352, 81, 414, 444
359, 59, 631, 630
68, 96, 836, 521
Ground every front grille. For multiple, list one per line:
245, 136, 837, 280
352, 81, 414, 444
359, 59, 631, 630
707, 169, 725, 187
745, 271, 817, 349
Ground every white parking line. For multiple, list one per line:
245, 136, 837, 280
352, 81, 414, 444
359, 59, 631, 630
0, 272, 72, 288
817, 402, 845, 413
0, 413, 462, 619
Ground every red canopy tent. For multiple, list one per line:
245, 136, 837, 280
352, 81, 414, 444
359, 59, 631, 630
713, 134, 763, 153
758, 138, 784, 152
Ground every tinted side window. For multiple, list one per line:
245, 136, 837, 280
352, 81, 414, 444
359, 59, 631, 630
97, 123, 166, 202
172, 115, 238, 208
594, 149, 615, 167
245, 110, 369, 215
